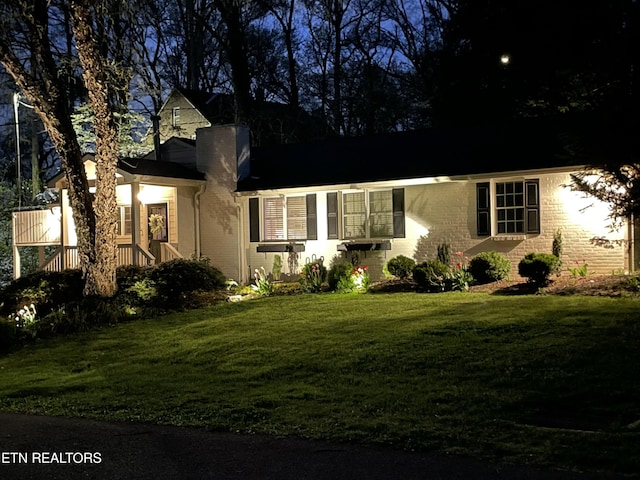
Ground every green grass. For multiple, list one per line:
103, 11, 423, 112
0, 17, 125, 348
1, 292, 639, 473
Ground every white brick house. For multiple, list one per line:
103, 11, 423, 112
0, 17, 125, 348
232, 123, 630, 283
12, 120, 633, 282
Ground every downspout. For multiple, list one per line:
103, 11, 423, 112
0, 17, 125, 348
629, 213, 635, 273
194, 183, 206, 258
236, 195, 245, 283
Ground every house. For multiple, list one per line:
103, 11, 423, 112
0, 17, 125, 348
149, 88, 333, 149
11, 117, 635, 283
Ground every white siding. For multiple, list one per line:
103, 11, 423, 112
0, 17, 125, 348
239, 170, 627, 282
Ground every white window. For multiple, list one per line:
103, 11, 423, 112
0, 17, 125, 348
476, 180, 540, 236
286, 196, 307, 240
369, 190, 393, 237
263, 196, 312, 241
343, 192, 366, 239
263, 197, 285, 240
171, 107, 180, 127
116, 206, 132, 236
342, 190, 396, 239
496, 181, 525, 233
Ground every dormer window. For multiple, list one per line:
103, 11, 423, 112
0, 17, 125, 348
171, 107, 180, 127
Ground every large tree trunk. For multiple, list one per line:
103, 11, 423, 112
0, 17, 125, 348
0, 0, 119, 298
70, 0, 119, 298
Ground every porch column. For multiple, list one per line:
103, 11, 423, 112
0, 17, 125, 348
12, 212, 20, 279
131, 182, 141, 265
60, 190, 68, 270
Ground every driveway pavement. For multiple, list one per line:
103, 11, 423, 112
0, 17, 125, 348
0, 413, 631, 480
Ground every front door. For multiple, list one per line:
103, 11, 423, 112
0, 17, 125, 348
148, 203, 168, 260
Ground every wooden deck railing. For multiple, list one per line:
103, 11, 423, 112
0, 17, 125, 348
160, 242, 183, 262
40, 244, 157, 272
12, 208, 61, 246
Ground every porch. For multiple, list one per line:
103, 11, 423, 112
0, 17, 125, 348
11, 185, 187, 279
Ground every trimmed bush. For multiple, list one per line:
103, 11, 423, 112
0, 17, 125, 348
469, 251, 511, 284
149, 258, 227, 308
0, 269, 84, 318
518, 253, 561, 285
412, 259, 451, 292
386, 255, 416, 279
328, 258, 354, 291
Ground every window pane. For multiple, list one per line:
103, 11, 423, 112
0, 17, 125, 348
495, 181, 525, 234
344, 192, 365, 214
369, 191, 393, 237
343, 192, 366, 239
287, 196, 307, 239
123, 206, 132, 235
264, 198, 284, 240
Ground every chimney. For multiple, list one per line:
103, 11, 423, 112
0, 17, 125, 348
195, 125, 250, 188
150, 115, 162, 161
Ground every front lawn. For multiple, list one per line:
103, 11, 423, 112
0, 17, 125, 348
0, 292, 638, 474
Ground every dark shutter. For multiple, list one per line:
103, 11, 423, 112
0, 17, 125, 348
306, 194, 317, 240
392, 188, 405, 238
525, 179, 540, 234
327, 192, 339, 239
249, 197, 260, 242
476, 182, 491, 236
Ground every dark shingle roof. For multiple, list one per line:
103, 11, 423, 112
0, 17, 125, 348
118, 158, 204, 181
238, 114, 634, 191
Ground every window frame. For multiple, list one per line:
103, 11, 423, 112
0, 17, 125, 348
340, 188, 403, 240
254, 194, 317, 242
116, 205, 132, 237
171, 107, 180, 127
477, 179, 540, 237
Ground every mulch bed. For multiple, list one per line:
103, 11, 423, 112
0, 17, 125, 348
371, 275, 640, 297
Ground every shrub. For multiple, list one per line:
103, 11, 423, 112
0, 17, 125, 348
328, 258, 354, 291
299, 260, 327, 293
468, 251, 511, 284
437, 243, 451, 265
272, 255, 283, 281
45, 297, 127, 335
252, 267, 274, 296
0, 317, 16, 352
149, 258, 226, 308
386, 255, 416, 279
116, 265, 153, 292
0, 269, 84, 318
412, 260, 451, 292
518, 253, 561, 285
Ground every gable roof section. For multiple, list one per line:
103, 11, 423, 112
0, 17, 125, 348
175, 88, 236, 125
238, 115, 623, 191
143, 136, 197, 169
118, 157, 204, 181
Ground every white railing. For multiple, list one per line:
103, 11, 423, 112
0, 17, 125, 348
40, 244, 157, 272
160, 242, 183, 262
136, 246, 156, 266
12, 208, 61, 246
41, 247, 63, 272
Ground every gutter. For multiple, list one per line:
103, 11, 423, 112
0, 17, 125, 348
194, 183, 206, 257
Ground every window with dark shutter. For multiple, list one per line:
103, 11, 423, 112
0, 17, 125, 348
525, 179, 540, 234
392, 188, 405, 238
249, 197, 260, 242
476, 182, 491, 236
327, 192, 339, 239
306, 194, 317, 240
